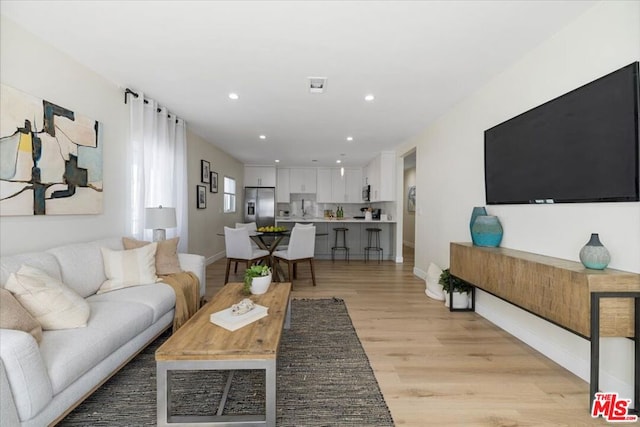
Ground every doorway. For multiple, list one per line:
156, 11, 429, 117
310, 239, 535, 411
402, 150, 416, 266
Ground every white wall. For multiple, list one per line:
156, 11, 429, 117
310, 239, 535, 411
408, 1, 640, 401
0, 16, 245, 265
0, 16, 128, 255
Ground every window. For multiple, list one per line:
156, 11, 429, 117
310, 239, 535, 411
224, 176, 236, 213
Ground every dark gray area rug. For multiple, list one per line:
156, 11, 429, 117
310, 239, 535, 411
60, 298, 394, 426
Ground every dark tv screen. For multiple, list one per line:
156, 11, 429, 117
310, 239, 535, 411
484, 62, 639, 204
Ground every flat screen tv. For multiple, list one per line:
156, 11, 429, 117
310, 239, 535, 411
484, 61, 639, 205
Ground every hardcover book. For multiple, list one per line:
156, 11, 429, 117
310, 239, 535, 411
210, 304, 269, 331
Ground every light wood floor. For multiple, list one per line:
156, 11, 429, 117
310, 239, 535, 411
206, 247, 610, 426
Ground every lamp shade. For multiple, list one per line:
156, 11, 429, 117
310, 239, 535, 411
145, 206, 177, 230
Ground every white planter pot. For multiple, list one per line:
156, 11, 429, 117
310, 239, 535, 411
251, 273, 272, 295
444, 291, 470, 309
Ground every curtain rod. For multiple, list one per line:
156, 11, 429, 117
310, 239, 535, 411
124, 88, 180, 122
124, 88, 146, 105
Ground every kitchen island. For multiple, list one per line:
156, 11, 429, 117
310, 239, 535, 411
275, 217, 396, 261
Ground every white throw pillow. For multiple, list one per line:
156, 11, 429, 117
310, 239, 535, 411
98, 243, 159, 294
4, 265, 90, 330
425, 262, 445, 301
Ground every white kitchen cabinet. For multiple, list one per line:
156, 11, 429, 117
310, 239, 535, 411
332, 168, 363, 203
289, 168, 317, 193
276, 168, 290, 202
317, 168, 362, 203
244, 166, 276, 187
345, 168, 363, 202
365, 151, 395, 201
365, 157, 379, 200
316, 168, 333, 202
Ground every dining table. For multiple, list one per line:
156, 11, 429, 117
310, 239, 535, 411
250, 230, 291, 281
219, 229, 328, 282
218, 230, 291, 281
249, 230, 290, 254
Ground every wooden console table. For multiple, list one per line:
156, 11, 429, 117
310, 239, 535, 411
449, 242, 640, 415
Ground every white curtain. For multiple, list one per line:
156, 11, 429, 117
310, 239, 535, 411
127, 92, 188, 252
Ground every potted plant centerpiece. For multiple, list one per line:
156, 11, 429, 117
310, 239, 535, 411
243, 264, 272, 295
439, 268, 472, 309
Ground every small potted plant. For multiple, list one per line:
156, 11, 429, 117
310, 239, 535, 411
243, 264, 272, 295
439, 268, 472, 309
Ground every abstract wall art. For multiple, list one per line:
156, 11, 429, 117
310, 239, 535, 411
407, 185, 416, 212
0, 84, 102, 216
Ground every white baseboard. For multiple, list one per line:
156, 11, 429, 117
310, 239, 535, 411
413, 266, 427, 280
206, 251, 227, 265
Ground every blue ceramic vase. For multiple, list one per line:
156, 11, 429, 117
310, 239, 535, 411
579, 233, 610, 270
471, 215, 503, 247
469, 206, 488, 245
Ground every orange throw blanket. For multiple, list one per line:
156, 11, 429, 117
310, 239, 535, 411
159, 271, 200, 331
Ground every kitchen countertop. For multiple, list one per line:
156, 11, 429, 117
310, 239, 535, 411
276, 216, 396, 223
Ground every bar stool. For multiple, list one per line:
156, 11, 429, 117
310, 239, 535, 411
364, 228, 383, 263
331, 227, 349, 262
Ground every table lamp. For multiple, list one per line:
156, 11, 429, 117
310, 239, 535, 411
145, 206, 177, 241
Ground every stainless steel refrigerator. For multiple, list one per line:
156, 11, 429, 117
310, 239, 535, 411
244, 187, 275, 228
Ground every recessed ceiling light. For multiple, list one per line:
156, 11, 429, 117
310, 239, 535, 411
346, 136, 353, 141
364, 94, 375, 102
228, 93, 239, 100
259, 135, 266, 140
336, 160, 342, 164
308, 77, 328, 94
275, 159, 280, 163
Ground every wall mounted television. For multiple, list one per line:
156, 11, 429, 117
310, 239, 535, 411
484, 61, 639, 205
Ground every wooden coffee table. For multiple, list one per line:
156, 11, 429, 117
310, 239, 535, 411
156, 282, 292, 427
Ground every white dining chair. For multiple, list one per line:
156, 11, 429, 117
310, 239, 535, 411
272, 225, 316, 287
224, 226, 270, 284
235, 222, 261, 271
236, 221, 258, 234
294, 222, 314, 228
236, 222, 260, 246
278, 222, 313, 251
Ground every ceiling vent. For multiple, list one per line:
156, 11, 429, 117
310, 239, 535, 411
308, 77, 327, 94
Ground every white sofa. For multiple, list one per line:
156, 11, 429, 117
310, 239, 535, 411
0, 237, 206, 427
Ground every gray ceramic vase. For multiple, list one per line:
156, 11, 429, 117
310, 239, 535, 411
579, 233, 610, 270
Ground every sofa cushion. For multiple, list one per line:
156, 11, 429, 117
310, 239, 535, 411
46, 238, 123, 298
4, 265, 90, 330
0, 288, 43, 343
0, 252, 62, 289
0, 329, 53, 421
123, 237, 182, 275
39, 300, 154, 394
87, 283, 175, 323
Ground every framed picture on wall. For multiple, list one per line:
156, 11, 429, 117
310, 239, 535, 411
201, 160, 211, 184
197, 185, 207, 209
408, 185, 416, 212
210, 171, 218, 193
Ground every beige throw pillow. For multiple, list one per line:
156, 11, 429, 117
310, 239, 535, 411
0, 288, 43, 342
122, 237, 182, 275
4, 265, 90, 330
98, 243, 159, 294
